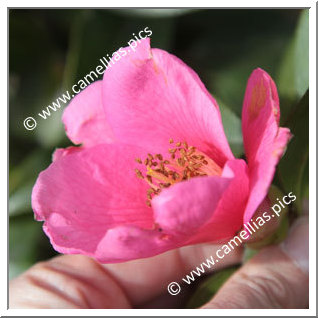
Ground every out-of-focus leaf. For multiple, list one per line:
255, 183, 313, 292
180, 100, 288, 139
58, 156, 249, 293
294, 10, 309, 97
9, 216, 42, 279
10, 213, 58, 279
211, 33, 289, 116
9, 262, 32, 280
9, 181, 33, 216
111, 9, 194, 18
277, 40, 295, 99
301, 161, 309, 199
9, 10, 69, 144
246, 214, 289, 249
218, 99, 244, 157
278, 10, 309, 101
35, 105, 67, 148
31, 11, 84, 148
62, 11, 89, 90
277, 90, 309, 214
186, 266, 238, 308
205, 10, 297, 116
243, 247, 259, 263
271, 215, 289, 244
9, 150, 50, 194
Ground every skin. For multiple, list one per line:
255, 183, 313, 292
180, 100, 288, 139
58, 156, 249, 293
9, 216, 308, 309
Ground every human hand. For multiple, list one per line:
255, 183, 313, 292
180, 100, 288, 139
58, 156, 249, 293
9, 216, 308, 309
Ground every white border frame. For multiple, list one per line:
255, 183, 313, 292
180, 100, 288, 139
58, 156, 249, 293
3, 1, 316, 316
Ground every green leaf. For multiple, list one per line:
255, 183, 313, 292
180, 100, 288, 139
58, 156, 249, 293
277, 90, 309, 214
301, 161, 309, 200
277, 10, 309, 101
111, 9, 195, 18
9, 149, 50, 194
218, 99, 244, 157
246, 214, 289, 249
243, 247, 259, 263
211, 32, 291, 116
9, 10, 71, 142
9, 215, 42, 279
35, 106, 67, 148
271, 215, 289, 244
294, 10, 309, 98
9, 213, 58, 279
62, 11, 90, 90
9, 181, 33, 216
186, 266, 238, 308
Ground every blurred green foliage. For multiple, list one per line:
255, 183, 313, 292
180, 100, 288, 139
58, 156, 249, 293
277, 90, 309, 214
186, 266, 239, 308
9, 9, 308, 283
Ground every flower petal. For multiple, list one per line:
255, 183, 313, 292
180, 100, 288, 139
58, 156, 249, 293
32, 144, 152, 257
188, 159, 250, 244
95, 225, 178, 263
151, 175, 231, 238
52, 146, 82, 162
242, 68, 292, 223
102, 38, 233, 166
96, 160, 249, 262
151, 159, 249, 244
62, 81, 114, 147
95, 175, 231, 263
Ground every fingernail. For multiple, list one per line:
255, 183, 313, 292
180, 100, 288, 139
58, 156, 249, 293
280, 217, 309, 275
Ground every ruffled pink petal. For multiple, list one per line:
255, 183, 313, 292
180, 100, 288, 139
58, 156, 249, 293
32, 144, 153, 257
95, 174, 233, 263
152, 176, 231, 238
96, 161, 249, 262
242, 68, 292, 223
187, 159, 250, 244
151, 159, 249, 246
95, 225, 179, 263
149, 159, 247, 242
62, 81, 114, 147
52, 146, 82, 162
102, 38, 233, 167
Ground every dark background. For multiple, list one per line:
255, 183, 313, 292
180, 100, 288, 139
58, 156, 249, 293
9, 9, 309, 280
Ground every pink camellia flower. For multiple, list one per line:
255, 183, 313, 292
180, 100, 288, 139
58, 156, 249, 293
32, 38, 291, 263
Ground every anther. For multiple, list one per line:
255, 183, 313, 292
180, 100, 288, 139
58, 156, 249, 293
156, 154, 163, 161
135, 140, 222, 207
177, 158, 185, 167
135, 170, 144, 179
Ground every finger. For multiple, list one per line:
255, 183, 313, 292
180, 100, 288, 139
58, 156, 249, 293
9, 242, 242, 308
202, 216, 309, 309
9, 254, 132, 308
103, 242, 243, 306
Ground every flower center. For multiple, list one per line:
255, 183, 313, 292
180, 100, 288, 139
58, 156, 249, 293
135, 139, 222, 207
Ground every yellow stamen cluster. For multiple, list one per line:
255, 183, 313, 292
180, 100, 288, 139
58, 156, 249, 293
135, 139, 222, 207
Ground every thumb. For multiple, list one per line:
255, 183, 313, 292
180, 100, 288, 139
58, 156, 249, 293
202, 216, 309, 309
